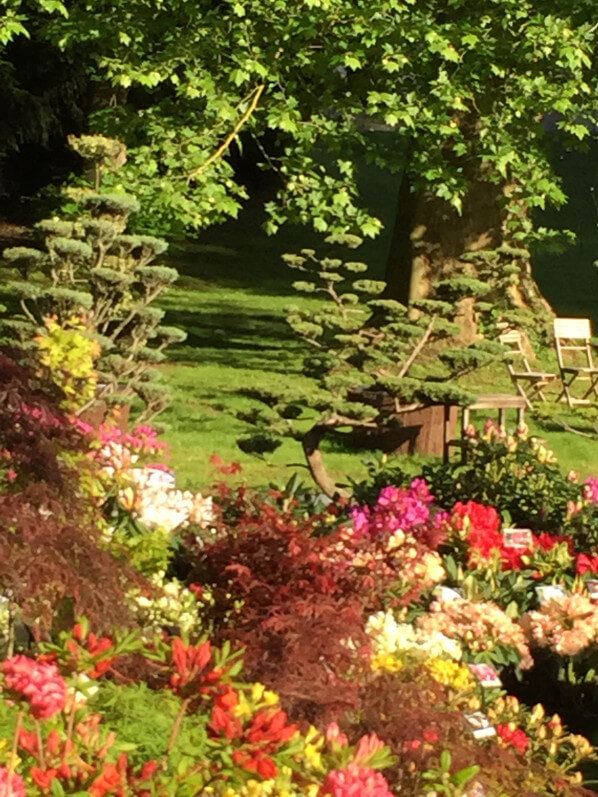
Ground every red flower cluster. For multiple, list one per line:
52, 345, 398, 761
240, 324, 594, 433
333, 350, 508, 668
88, 754, 157, 797
169, 637, 216, 697
3, 655, 66, 719
210, 702, 298, 779
452, 502, 572, 571
21, 722, 157, 796
496, 724, 530, 755
576, 552, 598, 575
69, 624, 115, 678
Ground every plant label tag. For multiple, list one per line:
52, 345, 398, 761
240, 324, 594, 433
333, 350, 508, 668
535, 585, 567, 605
466, 782, 487, 797
468, 663, 502, 688
586, 579, 598, 600
434, 586, 463, 602
463, 711, 496, 740
502, 528, 533, 548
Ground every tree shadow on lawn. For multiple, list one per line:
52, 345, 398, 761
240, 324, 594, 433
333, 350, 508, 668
163, 302, 304, 373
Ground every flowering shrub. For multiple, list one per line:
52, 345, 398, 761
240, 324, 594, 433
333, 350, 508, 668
3, 656, 66, 719
416, 598, 534, 670
5, 395, 598, 796
350, 479, 448, 549
521, 594, 598, 657
415, 423, 598, 538
319, 763, 394, 797
366, 611, 463, 663
33, 315, 101, 411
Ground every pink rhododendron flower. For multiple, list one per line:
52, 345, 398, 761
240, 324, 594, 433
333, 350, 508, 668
325, 722, 348, 748
319, 763, 393, 797
521, 594, 598, 656
350, 479, 446, 549
0, 766, 26, 797
584, 476, 598, 503
3, 655, 66, 719
352, 733, 385, 765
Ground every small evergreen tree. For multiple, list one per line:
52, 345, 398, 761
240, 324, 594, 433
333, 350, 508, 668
0, 135, 186, 422
238, 235, 504, 496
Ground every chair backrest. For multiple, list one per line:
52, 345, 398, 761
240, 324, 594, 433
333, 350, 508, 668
553, 317, 595, 369
499, 329, 532, 374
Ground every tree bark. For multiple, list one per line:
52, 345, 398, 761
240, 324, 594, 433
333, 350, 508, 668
301, 425, 349, 499
384, 166, 554, 341
383, 170, 418, 303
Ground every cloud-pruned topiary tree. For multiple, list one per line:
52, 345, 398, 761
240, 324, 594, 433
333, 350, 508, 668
237, 234, 504, 496
0, 135, 186, 422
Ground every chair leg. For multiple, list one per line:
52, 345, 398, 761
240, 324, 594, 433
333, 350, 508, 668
461, 407, 470, 463
560, 374, 577, 408
512, 378, 533, 410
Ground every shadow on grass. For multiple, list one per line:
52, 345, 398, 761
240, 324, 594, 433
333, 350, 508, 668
163, 302, 303, 371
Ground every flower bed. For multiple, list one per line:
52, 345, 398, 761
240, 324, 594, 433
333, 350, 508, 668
1, 358, 598, 794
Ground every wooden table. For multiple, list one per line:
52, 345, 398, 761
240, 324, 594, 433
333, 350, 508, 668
443, 393, 526, 462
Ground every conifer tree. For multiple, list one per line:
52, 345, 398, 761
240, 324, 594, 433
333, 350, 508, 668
0, 135, 185, 421
238, 234, 503, 495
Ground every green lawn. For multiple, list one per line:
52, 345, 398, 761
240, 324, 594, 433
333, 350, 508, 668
157, 141, 598, 490
157, 218, 388, 490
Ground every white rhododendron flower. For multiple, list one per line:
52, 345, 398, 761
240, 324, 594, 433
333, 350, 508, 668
366, 610, 462, 661
130, 571, 200, 634
120, 467, 214, 532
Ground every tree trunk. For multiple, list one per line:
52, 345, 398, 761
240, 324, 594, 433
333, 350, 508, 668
301, 425, 349, 499
384, 167, 554, 340
383, 170, 418, 303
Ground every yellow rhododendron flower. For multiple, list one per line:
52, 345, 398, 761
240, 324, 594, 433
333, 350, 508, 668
425, 658, 474, 691
371, 653, 403, 673
263, 689, 280, 706
251, 682, 266, 702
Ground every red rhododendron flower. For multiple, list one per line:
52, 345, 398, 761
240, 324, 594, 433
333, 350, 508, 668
88, 762, 122, 796
319, 763, 394, 796
17, 729, 38, 755
169, 638, 212, 695
209, 705, 242, 740
3, 655, 66, 719
232, 749, 278, 779
247, 709, 298, 746
577, 553, 598, 575
0, 766, 26, 797
497, 724, 530, 755
31, 767, 58, 790
535, 533, 573, 553
452, 501, 503, 560
214, 685, 239, 711
452, 501, 501, 535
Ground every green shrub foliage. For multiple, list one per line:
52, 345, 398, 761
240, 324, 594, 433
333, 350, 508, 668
0, 135, 186, 422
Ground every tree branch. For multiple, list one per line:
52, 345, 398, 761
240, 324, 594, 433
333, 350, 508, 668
186, 84, 265, 181
397, 319, 435, 378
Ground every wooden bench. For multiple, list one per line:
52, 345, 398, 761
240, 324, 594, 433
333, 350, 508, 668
443, 393, 526, 462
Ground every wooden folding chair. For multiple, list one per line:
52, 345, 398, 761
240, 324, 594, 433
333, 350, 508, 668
553, 317, 598, 407
498, 330, 557, 409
